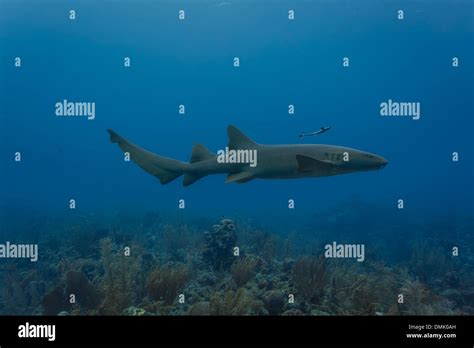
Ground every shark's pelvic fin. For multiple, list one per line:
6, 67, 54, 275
227, 125, 259, 150
225, 171, 254, 184
296, 155, 335, 173
107, 129, 186, 184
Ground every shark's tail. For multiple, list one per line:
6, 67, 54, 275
107, 129, 187, 184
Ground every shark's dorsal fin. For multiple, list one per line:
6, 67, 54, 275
225, 171, 254, 184
190, 144, 214, 163
227, 125, 258, 150
296, 155, 335, 173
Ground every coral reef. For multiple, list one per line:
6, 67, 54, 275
98, 237, 141, 315
395, 278, 456, 315
160, 224, 199, 260
146, 265, 189, 305
42, 286, 70, 315
65, 270, 101, 309
122, 306, 147, 316
248, 230, 277, 263
0, 211, 472, 317
410, 240, 453, 283
188, 301, 210, 316
291, 256, 328, 303
210, 288, 261, 315
231, 256, 259, 287
262, 290, 285, 315
202, 219, 237, 271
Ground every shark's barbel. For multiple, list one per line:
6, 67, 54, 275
107, 125, 388, 186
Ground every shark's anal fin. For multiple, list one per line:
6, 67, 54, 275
225, 171, 254, 184
296, 155, 335, 173
183, 173, 204, 186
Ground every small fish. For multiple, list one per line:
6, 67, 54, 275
216, 1, 230, 7
299, 126, 331, 138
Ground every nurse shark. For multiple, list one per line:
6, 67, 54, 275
107, 125, 388, 186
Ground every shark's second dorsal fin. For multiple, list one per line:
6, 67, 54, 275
227, 125, 258, 150
190, 144, 214, 163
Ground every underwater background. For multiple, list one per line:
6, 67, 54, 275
0, 0, 473, 315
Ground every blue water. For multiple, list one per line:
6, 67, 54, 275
1, 0, 473, 224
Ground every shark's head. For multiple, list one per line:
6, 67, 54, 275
339, 148, 388, 173
297, 145, 388, 178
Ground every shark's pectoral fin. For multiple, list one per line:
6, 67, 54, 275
296, 155, 335, 173
225, 171, 254, 184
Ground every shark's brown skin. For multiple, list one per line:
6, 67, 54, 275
107, 125, 388, 186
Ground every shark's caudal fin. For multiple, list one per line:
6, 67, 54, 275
183, 144, 215, 186
227, 125, 259, 150
107, 129, 187, 184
